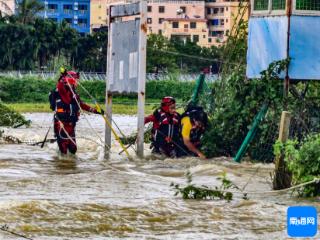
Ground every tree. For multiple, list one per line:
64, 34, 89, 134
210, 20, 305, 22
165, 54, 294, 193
147, 34, 178, 73
16, 0, 44, 24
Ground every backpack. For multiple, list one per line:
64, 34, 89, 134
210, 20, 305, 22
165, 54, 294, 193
49, 89, 58, 111
182, 105, 208, 129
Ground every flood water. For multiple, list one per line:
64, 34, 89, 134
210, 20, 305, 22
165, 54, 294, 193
0, 113, 319, 239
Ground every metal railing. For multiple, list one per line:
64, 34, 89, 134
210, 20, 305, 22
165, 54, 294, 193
0, 71, 218, 82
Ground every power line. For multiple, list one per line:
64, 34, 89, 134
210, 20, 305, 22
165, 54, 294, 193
148, 47, 239, 66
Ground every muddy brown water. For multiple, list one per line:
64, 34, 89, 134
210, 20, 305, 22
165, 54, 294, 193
0, 113, 319, 239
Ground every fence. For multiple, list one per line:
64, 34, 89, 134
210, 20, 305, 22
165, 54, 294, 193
0, 71, 218, 82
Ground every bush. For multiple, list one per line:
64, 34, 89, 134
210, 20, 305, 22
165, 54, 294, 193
0, 76, 199, 103
202, 60, 288, 161
0, 102, 30, 127
274, 135, 320, 197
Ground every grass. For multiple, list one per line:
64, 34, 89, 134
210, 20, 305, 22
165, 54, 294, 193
5, 102, 158, 115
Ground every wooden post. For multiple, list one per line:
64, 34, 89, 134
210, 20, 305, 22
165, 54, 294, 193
136, 0, 147, 158
284, 0, 292, 110
273, 111, 292, 190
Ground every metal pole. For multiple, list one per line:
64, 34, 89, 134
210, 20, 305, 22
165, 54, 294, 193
136, 0, 147, 158
105, 5, 113, 159
284, 0, 292, 109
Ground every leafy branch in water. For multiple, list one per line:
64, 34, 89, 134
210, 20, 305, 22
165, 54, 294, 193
0, 102, 30, 127
171, 171, 246, 201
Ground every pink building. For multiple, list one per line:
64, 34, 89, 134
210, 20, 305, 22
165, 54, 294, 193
146, 0, 205, 35
0, 0, 15, 16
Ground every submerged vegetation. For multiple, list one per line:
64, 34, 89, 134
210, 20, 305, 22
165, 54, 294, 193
274, 136, 320, 197
0, 102, 30, 127
171, 171, 247, 201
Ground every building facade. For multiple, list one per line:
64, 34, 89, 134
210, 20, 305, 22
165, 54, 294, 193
0, 0, 15, 16
146, 0, 205, 35
205, 0, 248, 46
90, 0, 247, 46
90, 0, 126, 30
39, 0, 90, 34
163, 18, 211, 47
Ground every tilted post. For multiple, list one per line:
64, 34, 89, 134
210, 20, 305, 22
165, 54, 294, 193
273, 111, 292, 190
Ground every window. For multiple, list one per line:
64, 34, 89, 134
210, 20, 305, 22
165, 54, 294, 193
296, 0, 320, 10
63, 18, 72, 25
172, 22, 179, 28
184, 24, 188, 28
78, 18, 87, 27
159, 6, 165, 13
159, 18, 164, 24
79, 4, 87, 14
211, 31, 224, 37
220, 7, 224, 13
203, 35, 206, 38
158, 29, 162, 35
221, 19, 224, 26
206, 8, 211, 14
226, 7, 228, 11
193, 35, 199, 43
147, 6, 152, 12
213, 8, 219, 14
48, 4, 57, 12
212, 19, 219, 25
226, 19, 228, 23
147, 18, 152, 24
190, 22, 197, 29
180, 6, 186, 13
208, 38, 212, 43
272, 0, 286, 10
63, 5, 72, 13
254, 0, 269, 10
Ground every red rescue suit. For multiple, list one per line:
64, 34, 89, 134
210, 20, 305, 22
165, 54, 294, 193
53, 80, 98, 154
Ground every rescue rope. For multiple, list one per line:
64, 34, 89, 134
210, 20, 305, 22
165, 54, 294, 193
71, 80, 131, 158
77, 82, 127, 138
0, 224, 33, 240
244, 178, 320, 195
221, 178, 320, 196
64, 81, 114, 153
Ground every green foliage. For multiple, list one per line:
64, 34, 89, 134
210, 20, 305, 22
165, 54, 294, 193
72, 30, 107, 72
147, 34, 178, 73
0, 102, 30, 127
0, 76, 202, 103
202, 59, 288, 161
171, 171, 243, 201
16, 0, 45, 24
274, 135, 320, 197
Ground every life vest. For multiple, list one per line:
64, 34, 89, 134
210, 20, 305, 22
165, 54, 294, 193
49, 88, 80, 122
154, 108, 180, 143
181, 106, 207, 146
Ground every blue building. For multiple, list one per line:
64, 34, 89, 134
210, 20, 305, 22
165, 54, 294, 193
38, 0, 90, 34
247, 0, 320, 80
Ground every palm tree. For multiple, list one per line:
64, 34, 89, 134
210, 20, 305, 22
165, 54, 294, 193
16, 0, 44, 24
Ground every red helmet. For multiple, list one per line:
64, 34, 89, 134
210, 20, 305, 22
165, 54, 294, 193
161, 96, 176, 112
61, 71, 79, 87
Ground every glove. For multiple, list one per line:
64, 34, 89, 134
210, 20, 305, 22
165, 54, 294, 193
96, 108, 105, 115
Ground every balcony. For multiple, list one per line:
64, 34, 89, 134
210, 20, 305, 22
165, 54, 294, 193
63, 9, 73, 14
